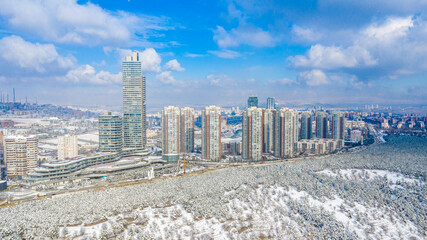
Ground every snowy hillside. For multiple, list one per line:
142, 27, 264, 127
0, 135, 426, 239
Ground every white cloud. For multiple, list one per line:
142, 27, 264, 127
185, 53, 206, 58
247, 78, 256, 83
289, 44, 377, 69
269, 78, 297, 85
208, 49, 241, 59
207, 74, 233, 87
156, 71, 180, 85
288, 16, 427, 80
297, 70, 329, 86
0, 0, 170, 46
213, 25, 277, 48
61, 64, 121, 85
140, 48, 162, 72
292, 26, 322, 42
0, 35, 75, 73
164, 59, 184, 71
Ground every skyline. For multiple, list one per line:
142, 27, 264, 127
0, 0, 426, 110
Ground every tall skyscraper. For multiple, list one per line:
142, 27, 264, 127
332, 111, 345, 140
300, 112, 312, 140
274, 108, 298, 158
242, 107, 264, 160
57, 135, 78, 160
122, 51, 146, 149
248, 96, 258, 108
316, 112, 328, 139
99, 112, 122, 152
180, 107, 195, 153
267, 97, 276, 110
201, 106, 222, 161
162, 106, 181, 162
4, 135, 38, 179
263, 109, 276, 153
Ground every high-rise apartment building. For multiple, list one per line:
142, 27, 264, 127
316, 112, 328, 139
180, 107, 195, 153
57, 135, 78, 160
274, 108, 298, 158
4, 135, 38, 179
201, 106, 222, 161
242, 107, 264, 160
162, 106, 181, 162
332, 111, 345, 140
122, 51, 146, 149
263, 109, 276, 153
99, 112, 122, 152
267, 97, 276, 110
248, 96, 258, 108
300, 112, 312, 140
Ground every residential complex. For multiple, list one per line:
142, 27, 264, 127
263, 109, 276, 154
300, 112, 312, 140
4, 135, 38, 179
242, 107, 264, 160
162, 106, 181, 162
180, 107, 195, 153
274, 108, 298, 158
201, 106, 222, 161
316, 112, 329, 139
57, 135, 78, 160
122, 51, 146, 149
332, 111, 345, 140
99, 112, 122, 153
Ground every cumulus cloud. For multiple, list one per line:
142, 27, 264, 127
289, 44, 377, 69
156, 71, 180, 85
297, 70, 329, 86
0, 0, 170, 46
213, 25, 277, 48
61, 64, 121, 85
0, 35, 74, 74
140, 48, 162, 72
289, 16, 427, 80
164, 59, 184, 71
208, 49, 241, 59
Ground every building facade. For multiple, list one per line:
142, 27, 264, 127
316, 112, 328, 139
300, 112, 312, 140
274, 108, 298, 158
122, 51, 146, 149
242, 107, 264, 161
332, 111, 345, 140
99, 112, 122, 152
201, 106, 222, 161
4, 135, 38, 179
247, 96, 258, 108
57, 135, 78, 160
180, 107, 195, 153
263, 109, 276, 154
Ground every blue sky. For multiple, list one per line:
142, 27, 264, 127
0, 0, 426, 111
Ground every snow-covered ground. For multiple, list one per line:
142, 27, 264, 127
317, 169, 423, 187
0, 135, 425, 239
61, 185, 420, 239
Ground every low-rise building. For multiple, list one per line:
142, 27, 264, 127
297, 139, 344, 155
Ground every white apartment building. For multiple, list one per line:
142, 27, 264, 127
4, 135, 38, 179
201, 106, 222, 161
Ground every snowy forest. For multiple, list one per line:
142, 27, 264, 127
0, 135, 425, 239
